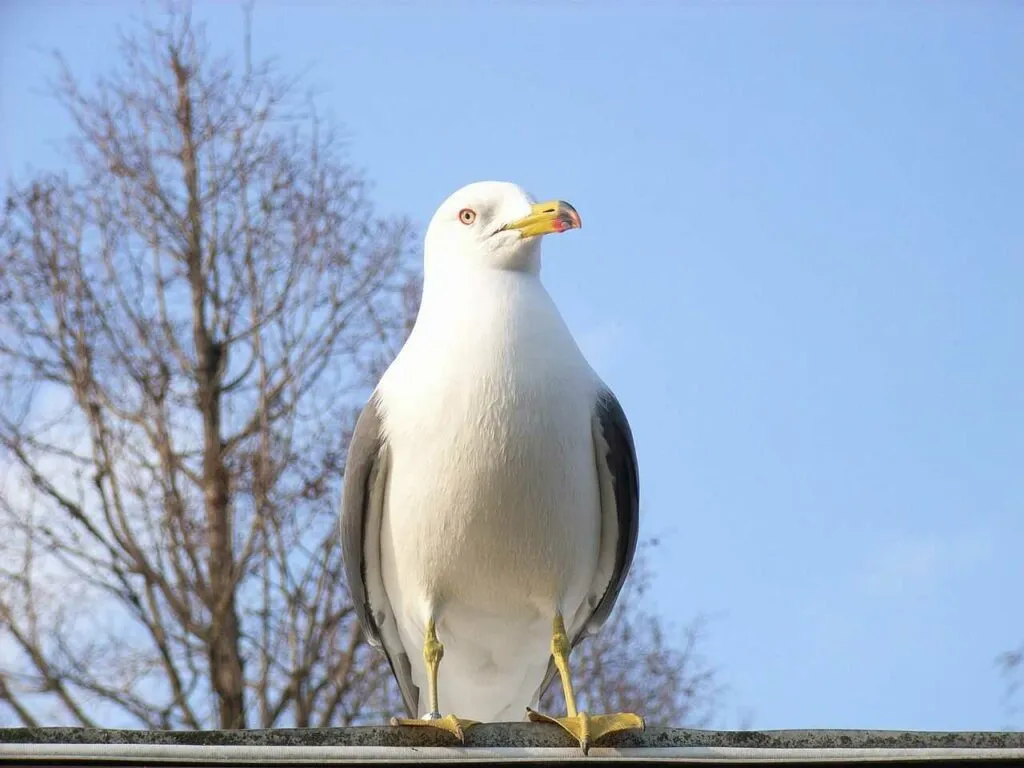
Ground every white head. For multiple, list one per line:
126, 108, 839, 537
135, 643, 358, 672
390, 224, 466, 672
423, 181, 581, 276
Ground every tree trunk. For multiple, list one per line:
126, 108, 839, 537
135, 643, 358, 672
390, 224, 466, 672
175, 49, 246, 730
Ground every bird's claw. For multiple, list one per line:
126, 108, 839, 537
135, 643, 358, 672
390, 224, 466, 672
527, 707, 644, 754
390, 714, 478, 742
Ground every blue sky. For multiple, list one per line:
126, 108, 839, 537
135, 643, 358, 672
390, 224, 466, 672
3, 0, 1022, 732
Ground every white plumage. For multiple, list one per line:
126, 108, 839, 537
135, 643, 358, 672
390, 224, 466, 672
342, 181, 638, 725
379, 267, 602, 719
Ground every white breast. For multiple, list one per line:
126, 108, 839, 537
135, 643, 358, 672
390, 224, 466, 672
376, 269, 601, 719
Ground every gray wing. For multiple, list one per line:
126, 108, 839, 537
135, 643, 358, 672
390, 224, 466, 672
580, 387, 640, 634
533, 386, 640, 705
340, 393, 420, 717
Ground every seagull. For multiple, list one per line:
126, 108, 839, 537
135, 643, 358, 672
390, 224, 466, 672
341, 181, 642, 752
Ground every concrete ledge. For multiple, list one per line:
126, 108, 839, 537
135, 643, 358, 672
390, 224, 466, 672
3, 724, 1024, 749
2, 725, 1023, 765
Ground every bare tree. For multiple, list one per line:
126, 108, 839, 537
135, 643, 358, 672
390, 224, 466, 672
0, 8, 412, 730
0, 7, 722, 731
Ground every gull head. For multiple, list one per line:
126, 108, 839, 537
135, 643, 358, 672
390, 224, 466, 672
424, 181, 581, 276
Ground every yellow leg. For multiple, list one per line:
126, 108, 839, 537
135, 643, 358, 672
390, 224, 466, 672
390, 619, 478, 741
527, 614, 644, 753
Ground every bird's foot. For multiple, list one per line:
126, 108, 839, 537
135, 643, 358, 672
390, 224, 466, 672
390, 712, 478, 742
527, 707, 644, 754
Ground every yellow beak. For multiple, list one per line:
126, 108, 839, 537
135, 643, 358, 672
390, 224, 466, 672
501, 200, 582, 239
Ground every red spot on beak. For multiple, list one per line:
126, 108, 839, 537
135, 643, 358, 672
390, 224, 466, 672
555, 205, 581, 232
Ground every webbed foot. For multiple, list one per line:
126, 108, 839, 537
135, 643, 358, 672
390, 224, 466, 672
391, 713, 478, 742
527, 708, 644, 753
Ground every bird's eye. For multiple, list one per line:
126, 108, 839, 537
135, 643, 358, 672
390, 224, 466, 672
458, 208, 476, 225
